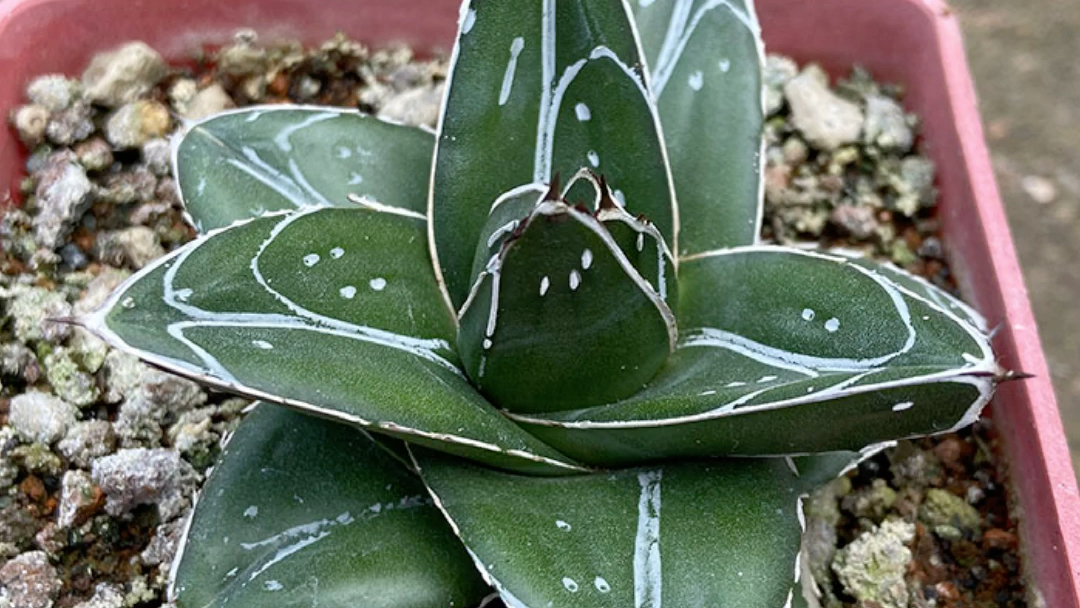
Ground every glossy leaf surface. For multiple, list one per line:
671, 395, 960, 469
87, 207, 585, 475
172, 405, 489, 608
431, 0, 675, 307
510, 248, 996, 465
632, 0, 765, 254
175, 106, 434, 231
458, 201, 675, 413
415, 448, 860, 608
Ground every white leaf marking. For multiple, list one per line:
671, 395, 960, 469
556, 519, 571, 531
569, 269, 582, 291
252, 340, 273, 350
688, 70, 704, 90
892, 401, 914, 412
339, 285, 357, 299
330, 247, 345, 259
499, 37, 526, 107
595, 577, 612, 593
302, 253, 320, 267
587, 150, 600, 167
581, 249, 594, 270
463, 8, 477, 34
801, 308, 815, 321
634, 470, 662, 608
540, 275, 551, 296
369, 277, 387, 292
575, 102, 592, 121
562, 577, 579, 593
825, 318, 840, 333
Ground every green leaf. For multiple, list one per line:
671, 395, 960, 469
171, 404, 489, 608
175, 106, 434, 232
85, 207, 585, 475
457, 200, 675, 413
632, 0, 765, 254
431, 0, 676, 307
509, 247, 997, 465
413, 447, 863, 608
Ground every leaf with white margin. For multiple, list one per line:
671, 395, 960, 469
431, 0, 676, 308
508, 247, 997, 465
412, 447, 862, 608
171, 404, 489, 608
632, 0, 765, 254
84, 207, 586, 475
175, 106, 433, 232
457, 201, 676, 413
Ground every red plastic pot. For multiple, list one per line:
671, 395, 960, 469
1, 0, 1077, 603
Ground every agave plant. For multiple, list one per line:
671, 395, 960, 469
82, 1, 1000, 607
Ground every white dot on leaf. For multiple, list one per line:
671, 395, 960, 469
252, 340, 273, 350
892, 401, 914, 412
575, 102, 591, 121
594, 577, 611, 593
303, 253, 320, 267
801, 308, 815, 321
369, 277, 387, 291
825, 318, 840, 332
540, 276, 550, 296
688, 70, 704, 90
340, 285, 357, 299
562, 578, 579, 593
581, 249, 593, 270
569, 270, 581, 291
330, 247, 345, 259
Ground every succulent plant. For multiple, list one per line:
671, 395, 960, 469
83, 1, 1000, 607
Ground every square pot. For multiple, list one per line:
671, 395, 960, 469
1, 0, 1076, 604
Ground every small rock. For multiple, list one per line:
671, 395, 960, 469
141, 520, 183, 567
832, 519, 914, 608
785, 64, 864, 151
830, 204, 879, 240
32, 523, 64, 557
139, 368, 207, 414
891, 156, 936, 216
73, 266, 130, 315
26, 75, 81, 112
105, 100, 171, 149
763, 54, 799, 116
1021, 175, 1058, 204
167, 78, 198, 115
841, 478, 897, 521
11, 105, 49, 146
216, 38, 268, 76
9, 444, 63, 477
168, 408, 219, 468
862, 94, 914, 152
57, 420, 116, 469
73, 137, 114, 172
780, 137, 809, 165
95, 226, 165, 269
43, 347, 100, 408
94, 167, 157, 205
57, 470, 103, 529
8, 392, 79, 445
180, 83, 235, 121
67, 328, 109, 374
100, 350, 147, 403
0, 283, 73, 343
31, 150, 94, 250
378, 83, 445, 128
71, 583, 124, 608
0, 551, 62, 608
983, 528, 1018, 552
44, 101, 95, 146
141, 138, 172, 176
81, 42, 167, 108
91, 448, 198, 521
920, 488, 981, 540
0, 343, 41, 384
59, 243, 89, 270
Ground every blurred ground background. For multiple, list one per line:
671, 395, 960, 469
951, 0, 1080, 476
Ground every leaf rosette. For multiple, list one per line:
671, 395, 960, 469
83, 1, 1001, 607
